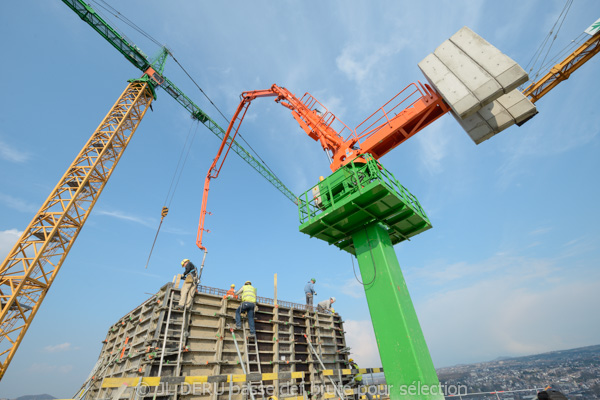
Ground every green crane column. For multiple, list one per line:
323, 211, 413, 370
351, 223, 442, 400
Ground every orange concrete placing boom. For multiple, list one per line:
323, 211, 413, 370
196, 82, 450, 251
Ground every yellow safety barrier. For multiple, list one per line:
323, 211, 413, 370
102, 371, 305, 388
322, 367, 383, 376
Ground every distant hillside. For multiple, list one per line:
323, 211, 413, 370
493, 344, 600, 364
11, 395, 56, 400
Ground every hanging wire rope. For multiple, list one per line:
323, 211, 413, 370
91, 0, 286, 195
168, 55, 285, 184
90, 0, 163, 48
534, 0, 574, 79
88, 1, 290, 267
144, 120, 201, 269
350, 228, 377, 286
537, 32, 587, 72
524, 0, 574, 84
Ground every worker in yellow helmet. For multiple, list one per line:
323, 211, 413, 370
349, 358, 372, 400
177, 259, 198, 310
235, 281, 257, 338
224, 284, 237, 299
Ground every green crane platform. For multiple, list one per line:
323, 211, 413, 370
298, 155, 443, 400
298, 156, 431, 255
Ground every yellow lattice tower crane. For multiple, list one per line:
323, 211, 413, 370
523, 23, 600, 102
0, 0, 296, 380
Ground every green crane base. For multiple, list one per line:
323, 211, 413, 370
298, 155, 441, 399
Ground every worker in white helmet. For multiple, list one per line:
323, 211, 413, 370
316, 296, 336, 313
177, 259, 198, 310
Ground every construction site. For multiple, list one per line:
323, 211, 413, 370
1, 1, 599, 400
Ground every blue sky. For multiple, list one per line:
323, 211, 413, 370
1, 1, 599, 397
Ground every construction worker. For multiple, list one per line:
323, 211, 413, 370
349, 358, 372, 400
177, 259, 197, 310
224, 284, 237, 299
235, 281, 257, 338
304, 278, 317, 307
317, 297, 335, 313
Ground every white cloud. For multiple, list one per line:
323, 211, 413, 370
336, 40, 406, 85
96, 210, 155, 228
344, 319, 382, 368
529, 227, 552, 236
420, 278, 600, 367
339, 278, 366, 299
29, 362, 73, 374
335, 39, 409, 107
416, 122, 450, 176
0, 229, 22, 259
0, 192, 38, 213
44, 342, 74, 353
496, 84, 599, 190
0, 139, 30, 162
411, 253, 557, 288
413, 246, 600, 367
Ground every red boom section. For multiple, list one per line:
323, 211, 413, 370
340, 82, 450, 168
196, 82, 450, 251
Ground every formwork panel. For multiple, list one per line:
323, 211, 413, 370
81, 283, 351, 400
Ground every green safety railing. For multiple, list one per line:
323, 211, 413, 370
298, 155, 430, 226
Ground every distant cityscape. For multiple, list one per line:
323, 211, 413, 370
437, 344, 600, 399
2, 345, 598, 400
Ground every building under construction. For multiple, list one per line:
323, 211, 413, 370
1, 1, 598, 399
76, 280, 367, 400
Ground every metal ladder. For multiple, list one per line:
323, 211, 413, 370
229, 325, 257, 400
242, 320, 266, 399
151, 286, 192, 400
304, 334, 347, 400
73, 354, 116, 400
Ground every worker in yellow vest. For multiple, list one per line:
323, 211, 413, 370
349, 358, 372, 400
235, 281, 257, 338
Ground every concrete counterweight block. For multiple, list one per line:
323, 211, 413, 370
456, 89, 537, 144
419, 53, 480, 118
419, 26, 529, 119
450, 27, 528, 93
434, 40, 503, 110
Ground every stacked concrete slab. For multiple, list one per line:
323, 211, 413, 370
419, 26, 537, 144
79, 282, 351, 400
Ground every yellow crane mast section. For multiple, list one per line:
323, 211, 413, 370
0, 80, 154, 379
523, 31, 600, 103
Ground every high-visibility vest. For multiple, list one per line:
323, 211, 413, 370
241, 285, 257, 303
351, 362, 362, 382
